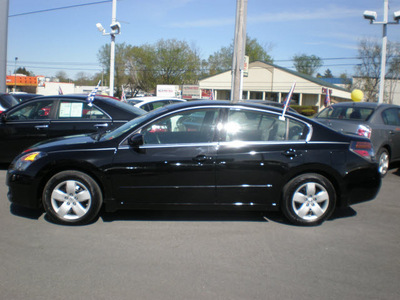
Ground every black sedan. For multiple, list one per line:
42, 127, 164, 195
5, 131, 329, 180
6, 101, 381, 226
0, 95, 145, 164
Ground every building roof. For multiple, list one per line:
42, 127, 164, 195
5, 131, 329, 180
253, 61, 349, 92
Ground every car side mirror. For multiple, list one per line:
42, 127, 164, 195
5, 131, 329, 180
128, 133, 144, 148
0, 113, 6, 123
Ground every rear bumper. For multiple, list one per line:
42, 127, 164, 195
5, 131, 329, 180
341, 166, 381, 207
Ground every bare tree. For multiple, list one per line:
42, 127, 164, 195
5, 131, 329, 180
354, 39, 400, 103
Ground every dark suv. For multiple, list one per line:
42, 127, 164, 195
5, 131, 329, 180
0, 93, 19, 113
314, 102, 400, 176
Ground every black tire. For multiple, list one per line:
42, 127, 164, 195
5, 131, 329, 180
281, 173, 336, 226
377, 148, 389, 177
42, 171, 102, 225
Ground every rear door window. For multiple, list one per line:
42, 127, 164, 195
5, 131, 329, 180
225, 109, 309, 142
382, 108, 400, 126
57, 100, 110, 120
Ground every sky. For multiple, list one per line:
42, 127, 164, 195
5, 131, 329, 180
6, 0, 400, 79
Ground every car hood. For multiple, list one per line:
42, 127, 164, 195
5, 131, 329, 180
27, 134, 101, 152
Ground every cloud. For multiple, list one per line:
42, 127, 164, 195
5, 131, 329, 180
169, 17, 234, 28
168, 5, 362, 28
249, 6, 362, 23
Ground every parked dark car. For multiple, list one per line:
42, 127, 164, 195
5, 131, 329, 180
314, 102, 400, 176
10, 93, 43, 102
0, 93, 19, 113
244, 99, 297, 113
6, 101, 381, 226
0, 95, 145, 164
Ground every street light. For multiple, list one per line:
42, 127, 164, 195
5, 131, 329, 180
96, 0, 121, 97
363, 0, 400, 103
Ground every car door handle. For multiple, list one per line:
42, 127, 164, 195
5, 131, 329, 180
94, 123, 109, 128
281, 149, 300, 158
34, 125, 49, 130
193, 155, 208, 162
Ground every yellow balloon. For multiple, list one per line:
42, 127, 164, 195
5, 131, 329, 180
351, 89, 364, 102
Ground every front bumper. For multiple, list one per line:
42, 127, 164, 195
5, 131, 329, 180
6, 171, 42, 209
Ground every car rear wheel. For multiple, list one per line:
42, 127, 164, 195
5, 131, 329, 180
377, 148, 389, 177
42, 171, 102, 225
281, 174, 336, 226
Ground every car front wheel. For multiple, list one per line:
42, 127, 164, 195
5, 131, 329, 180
281, 174, 336, 226
42, 171, 103, 225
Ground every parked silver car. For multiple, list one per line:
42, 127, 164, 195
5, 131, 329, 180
127, 97, 186, 112
314, 102, 400, 176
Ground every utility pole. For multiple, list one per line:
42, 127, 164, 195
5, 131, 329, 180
379, 0, 389, 104
96, 0, 121, 97
363, 0, 400, 103
109, 0, 117, 97
0, 0, 9, 93
231, 0, 247, 103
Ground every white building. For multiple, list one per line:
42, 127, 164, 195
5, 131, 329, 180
199, 61, 352, 109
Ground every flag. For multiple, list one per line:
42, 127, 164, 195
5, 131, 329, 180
280, 82, 296, 121
282, 82, 296, 107
324, 88, 331, 107
87, 80, 101, 107
58, 86, 63, 95
121, 86, 127, 102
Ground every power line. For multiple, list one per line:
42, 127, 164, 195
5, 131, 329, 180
9, 0, 112, 17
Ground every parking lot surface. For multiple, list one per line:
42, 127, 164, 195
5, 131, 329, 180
0, 169, 399, 300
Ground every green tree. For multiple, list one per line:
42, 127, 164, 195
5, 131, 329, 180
292, 54, 323, 76
15, 67, 34, 76
97, 42, 132, 96
74, 72, 98, 86
98, 39, 202, 95
205, 35, 273, 76
323, 69, 333, 78
153, 39, 201, 85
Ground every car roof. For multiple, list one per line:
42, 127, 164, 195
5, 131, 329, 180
329, 101, 400, 109
6, 94, 146, 116
157, 99, 302, 118
127, 97, 185, 103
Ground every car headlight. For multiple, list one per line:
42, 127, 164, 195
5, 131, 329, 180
13, 151, 47, 171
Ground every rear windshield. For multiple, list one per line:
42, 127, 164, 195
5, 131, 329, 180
316, 106, 374, 121
0, 94, 19, 108
101, 97, 145, 115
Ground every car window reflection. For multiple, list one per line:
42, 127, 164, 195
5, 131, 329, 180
142, 109, 219, 144
225, 109, 308, 142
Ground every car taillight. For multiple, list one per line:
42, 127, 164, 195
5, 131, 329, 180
350, 140, 375, 161
357, 125, 371, 139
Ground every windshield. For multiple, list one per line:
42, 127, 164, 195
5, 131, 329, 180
127, 100, 141, 105
316, 106, 374, 121
101, 113, 153, 141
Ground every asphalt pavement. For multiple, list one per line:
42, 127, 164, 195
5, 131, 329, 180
0, 168, 399, 300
